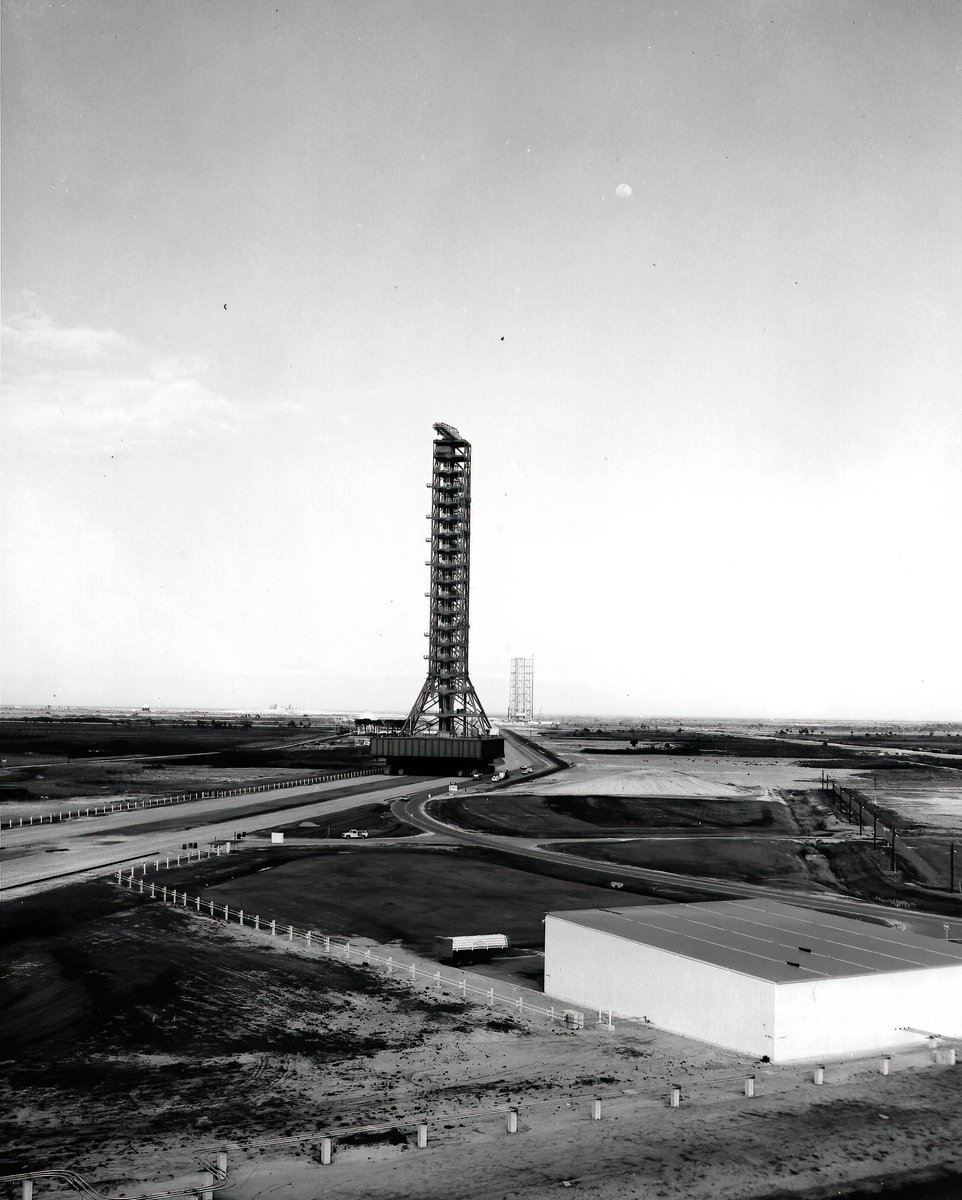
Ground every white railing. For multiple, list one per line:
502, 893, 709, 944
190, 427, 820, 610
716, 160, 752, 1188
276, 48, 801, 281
113, 871, 598, 1030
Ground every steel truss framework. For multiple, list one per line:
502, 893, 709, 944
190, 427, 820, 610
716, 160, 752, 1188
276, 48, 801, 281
508, 656, 534, 723
403, 422, 491, 737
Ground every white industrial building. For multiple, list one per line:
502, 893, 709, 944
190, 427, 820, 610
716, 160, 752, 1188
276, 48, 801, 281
544, 899, 962, 1063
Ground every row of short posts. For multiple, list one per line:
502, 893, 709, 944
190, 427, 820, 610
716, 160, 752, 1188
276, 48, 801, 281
310, 1047, 962, 1170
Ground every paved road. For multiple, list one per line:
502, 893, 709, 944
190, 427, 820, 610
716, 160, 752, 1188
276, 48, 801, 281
0, 777, 443, 898
394, 794, 959, 941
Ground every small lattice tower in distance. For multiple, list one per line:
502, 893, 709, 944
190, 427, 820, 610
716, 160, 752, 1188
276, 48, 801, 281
507, 656, 534, 723
402, 422, 492, 737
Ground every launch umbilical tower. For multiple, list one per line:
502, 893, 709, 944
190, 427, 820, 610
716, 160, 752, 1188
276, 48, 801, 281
403, 422, 492, 737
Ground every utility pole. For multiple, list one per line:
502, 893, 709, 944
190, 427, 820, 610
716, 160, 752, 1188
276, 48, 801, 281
890, 828, 897, 873
951, 842, 956, 894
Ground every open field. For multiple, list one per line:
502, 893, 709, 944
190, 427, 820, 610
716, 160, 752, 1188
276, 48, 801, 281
5, 719, 962, 1199
3, 877, 962, 1200
0, 716, 370, 807
550, 838, 823, 890
168, 844, 669, 983
525, 749, 852, 797
851, 767, 962, 834
429, 790, 819, 838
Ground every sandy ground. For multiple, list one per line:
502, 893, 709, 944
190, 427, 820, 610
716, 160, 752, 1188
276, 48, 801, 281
868, 770, 962, 834
525, 749, 850, 798
8, 913, 958, 1200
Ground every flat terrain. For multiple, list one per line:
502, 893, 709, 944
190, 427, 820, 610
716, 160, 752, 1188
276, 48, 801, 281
5, 718, 962, 1200
3, 879, 961, 1200
0, 777, 426, 895
430, 789, 813, 837
160, 843, 673, 987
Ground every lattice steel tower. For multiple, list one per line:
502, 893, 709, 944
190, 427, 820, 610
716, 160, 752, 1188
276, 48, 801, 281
403, 422, 492, 737
508, 656, 534, 723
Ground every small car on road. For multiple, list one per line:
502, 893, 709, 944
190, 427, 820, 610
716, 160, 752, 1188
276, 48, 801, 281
341, 829, 369, 839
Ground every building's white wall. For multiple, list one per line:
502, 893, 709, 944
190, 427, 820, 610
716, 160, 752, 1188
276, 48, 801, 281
775, 964, 962, 1062
545, 916, 775, 1058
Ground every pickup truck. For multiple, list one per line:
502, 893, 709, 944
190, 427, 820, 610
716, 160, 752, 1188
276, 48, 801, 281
341, 829, 369, 839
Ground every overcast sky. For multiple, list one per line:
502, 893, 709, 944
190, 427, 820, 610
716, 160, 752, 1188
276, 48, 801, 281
2, 1, 960, 720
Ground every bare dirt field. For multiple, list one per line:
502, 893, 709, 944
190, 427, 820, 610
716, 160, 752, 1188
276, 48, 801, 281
852, 767, 962, 834
430, 789, 822, 838
3, 880, 961, 1200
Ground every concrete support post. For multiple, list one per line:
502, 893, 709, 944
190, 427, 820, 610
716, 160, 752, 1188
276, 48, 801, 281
669, 1086, 681, 1108
270, 920, 276, 936
434, 972, 441, 988
459, 979, 466, 997
195, 896, 201, 911
254, 916, 260, 930
507, 1108, 519, 1134
216, 1152, 227, 1176
880, 1056, 891, 1076
417, 1123, 428, 1149
238, 910, 244, 926
288, 925, 293, 941
224, 905, 229, 921
138, 879, 144, 893
409, 962, 416, 979
162, 887, 168, 902
814, 1066, 825, 1086
488, 988, 495, 1006
306, 931, 312, 947
591, 1098, 602, 1121
744, 1075, 755, 1098
324, 936, 330, 952
21, 1180, 33, 1200
209, 901, 215, 916
320, 1138, 332, 1166
201, 1172, 214, 1200
182, 892, 187, 907
386, 957, 393, 975
150, 883, 156, 898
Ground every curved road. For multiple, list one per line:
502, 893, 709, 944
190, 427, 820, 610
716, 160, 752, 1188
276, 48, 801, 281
394, 793, 959, 941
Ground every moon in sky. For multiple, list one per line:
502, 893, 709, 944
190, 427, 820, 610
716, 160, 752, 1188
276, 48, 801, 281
615, 183, 632, 199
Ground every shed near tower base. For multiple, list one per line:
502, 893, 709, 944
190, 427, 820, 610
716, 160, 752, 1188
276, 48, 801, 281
372, 735, 504, 775
545, 899, 962, 1063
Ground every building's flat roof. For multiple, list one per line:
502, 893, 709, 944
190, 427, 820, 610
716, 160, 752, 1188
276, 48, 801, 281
547, 899, 962, 984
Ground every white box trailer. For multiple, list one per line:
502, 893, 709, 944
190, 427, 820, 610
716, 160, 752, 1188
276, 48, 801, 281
435, 933, 510, 963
